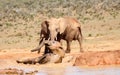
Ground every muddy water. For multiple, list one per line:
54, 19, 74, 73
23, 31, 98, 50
1, 66, 120, 75
36, 66, 120, 75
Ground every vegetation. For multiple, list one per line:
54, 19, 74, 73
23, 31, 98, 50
0, 0, 119, 21
0, 0, 120, 49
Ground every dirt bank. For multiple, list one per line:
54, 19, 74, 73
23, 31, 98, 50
74, 50, 120, 66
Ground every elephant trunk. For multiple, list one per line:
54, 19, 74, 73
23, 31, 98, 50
31, 38, 45, 53
31, 43, 44, 53
31, 38, 51, 53
50, 30, 58, 41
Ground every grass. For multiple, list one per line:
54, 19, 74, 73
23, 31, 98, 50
6, 23, 13, 27
0, 0, 120, 49
15, 32, 22, 37
88, 34, 92, 37
0, 0, 119, 21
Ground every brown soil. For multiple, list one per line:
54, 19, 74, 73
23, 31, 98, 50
74, 50, 120, 66
0, 50, 74, 75
0, 68, 24, 75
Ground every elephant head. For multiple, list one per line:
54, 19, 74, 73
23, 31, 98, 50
31, 18, 59, 53
46, 18, 59, 41
40, 18, 68, 41
46, 18, 67, 41
40, 18, 60, 41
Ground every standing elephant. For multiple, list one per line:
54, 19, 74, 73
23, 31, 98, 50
47, 17, 83, 53
31, 17, 83, 53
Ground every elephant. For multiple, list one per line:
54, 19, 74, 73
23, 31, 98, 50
17, 41, 65, 64
31, 20, 62, 54
31, 17, 83, 53
44, 17, 83, 53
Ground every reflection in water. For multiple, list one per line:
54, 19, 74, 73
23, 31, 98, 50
36, 66, 120, 75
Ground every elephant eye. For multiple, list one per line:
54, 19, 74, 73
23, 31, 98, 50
59, 47, 63, 49
56, 29, 57, 31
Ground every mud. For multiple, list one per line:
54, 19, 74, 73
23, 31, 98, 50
0, 68, 24, 75
0, 50, 120, 75
1, 66, 120, 75
0, 68, 38, 75
74, 50, 120, 66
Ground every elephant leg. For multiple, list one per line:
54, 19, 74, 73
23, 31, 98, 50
16, 58, 36, 64
78, 36, 83, 52
65, 41, 71, 53
44, 46, 48, 54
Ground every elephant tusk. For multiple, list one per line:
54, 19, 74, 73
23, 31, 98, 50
48, 37, 50, 41
55, 37, 57, 41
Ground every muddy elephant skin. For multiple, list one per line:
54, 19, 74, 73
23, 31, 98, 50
17, 41, 65, 64
45, 17, 83, 53
31, 17, 83, 53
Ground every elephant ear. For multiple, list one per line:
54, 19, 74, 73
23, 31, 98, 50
58, 18, 66, 34
41, 20, 49, 33
44, 20, 49, 28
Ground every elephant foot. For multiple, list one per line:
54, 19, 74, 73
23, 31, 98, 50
65, 50, 70, 53
80, 50, 84, 53
80, 48, 84, 53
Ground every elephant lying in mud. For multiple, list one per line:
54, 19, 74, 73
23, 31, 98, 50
31, 17, 83, 53
17, 41, 65, 64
